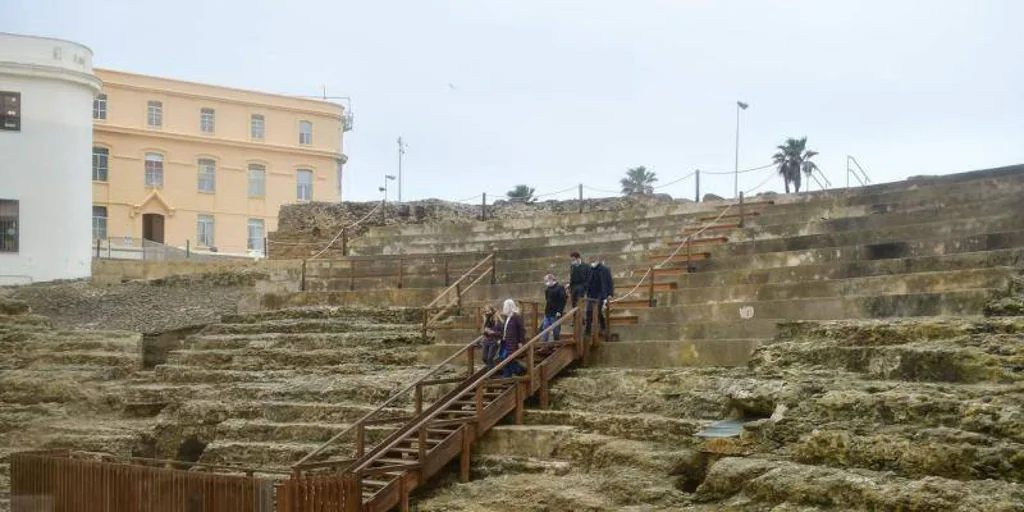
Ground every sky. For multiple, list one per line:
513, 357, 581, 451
6, 0, 1024, 203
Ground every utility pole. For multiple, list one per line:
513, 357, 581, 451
397, 136, 407, 203
734, 101, 749, 199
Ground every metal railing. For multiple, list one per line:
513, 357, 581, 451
93, 237, 258, 261
10, 451, 281, 512
847, 155, 871, 188
300, 252, 491, 292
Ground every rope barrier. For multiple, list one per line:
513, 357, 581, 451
306, 201, 384, 260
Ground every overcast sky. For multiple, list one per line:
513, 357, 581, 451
7, 1, 1024, 203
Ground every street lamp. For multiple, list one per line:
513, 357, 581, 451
734, 100, 749, 198
397, 137, 407, 203
382, 174, 396, 203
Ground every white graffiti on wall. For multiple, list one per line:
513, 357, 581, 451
739, 306, 754, 319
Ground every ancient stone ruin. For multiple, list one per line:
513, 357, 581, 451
2, 164, 1024, 511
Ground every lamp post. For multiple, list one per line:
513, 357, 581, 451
397, 137, 407, 203
383, 174, 396, 203
734, 101, 749, 198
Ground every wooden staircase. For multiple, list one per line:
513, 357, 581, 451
281, 305, 602, 511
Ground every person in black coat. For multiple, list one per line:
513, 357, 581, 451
585, 255, 614, 335
541, 274, 567, 342
568, 251, 590, 308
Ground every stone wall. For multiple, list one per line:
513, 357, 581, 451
269, 195, 691, 260
92, 259, 303, 291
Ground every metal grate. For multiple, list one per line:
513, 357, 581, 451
0, 199, 18, 252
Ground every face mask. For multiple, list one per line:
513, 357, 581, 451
591, 262, 598, 268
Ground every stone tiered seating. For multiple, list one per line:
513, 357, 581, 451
265, 165, 1024, 370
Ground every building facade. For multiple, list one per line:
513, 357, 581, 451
0, 33, 102, 285
92, 69, 346, 256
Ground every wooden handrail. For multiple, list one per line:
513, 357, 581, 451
292, 334, 484, 468
425, 253, 495, 309
348, 304, 586, 475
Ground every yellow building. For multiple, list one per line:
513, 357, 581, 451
91, 69, 346, 256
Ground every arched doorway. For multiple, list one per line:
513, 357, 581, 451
142, 213, 165, 243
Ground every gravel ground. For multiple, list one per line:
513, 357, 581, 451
6, 276, 251, 334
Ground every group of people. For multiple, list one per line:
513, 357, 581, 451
477, 252, 615, 377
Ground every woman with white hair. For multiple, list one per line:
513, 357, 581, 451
498, 299, 527, 378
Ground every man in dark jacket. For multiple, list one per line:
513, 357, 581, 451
585, 255, 614, 336
541, 274, 567, 342
568, 251, 589, 308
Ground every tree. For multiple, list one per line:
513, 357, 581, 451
506, 184, 536, 203
772, 137, 819, 194
620, 166, 658, 195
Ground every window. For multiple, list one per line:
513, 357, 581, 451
197, 214, 215, 247
0, 199, 18, 253
200, 108, 215, 133
147, 101, 162, 127
251, 114, 265, 140
92, 147, 109, 182
92, 206, 108, 241
297, 169, 313, 201
247, 164, 266, 197
299, 120, 313, 145
247, 219, 265, 252
1, 91, 21, 132
197, 158, 216, 193
93, 93, 107, 120
144, 153, 164, 187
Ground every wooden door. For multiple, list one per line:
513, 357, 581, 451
142, 214, 165, 243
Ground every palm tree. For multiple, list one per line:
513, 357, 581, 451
620, 166, 658, 195
506, 184, 536, 203
772, 137, 819, 194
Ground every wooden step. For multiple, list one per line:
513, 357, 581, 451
362, 479, 392, 488
714, 199, 774, 208
373, 457, 419, 466
646, 252, 711, 265
610, 315, 639, 326
698, 211, 761, 222
650, 267, 690, 278
677, 223, 740, 237
618, 281, 677, 292
611, 299, 653, 309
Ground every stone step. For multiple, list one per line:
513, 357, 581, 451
221, 307, 424, 325
215, 419, 347, 444
697, 457, 1024, 510
165, 347, 420, 370
185, 331, 427, 352
0, 331, 140, 353
200, 440, 326, 467
522, 409, 705, 447
201, 319, 421, 336
619, 289, 1000, 325
11, 351, 141, 370
679, 246, 1024, 290
659, 267, 1016, 306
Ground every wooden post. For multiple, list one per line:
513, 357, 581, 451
300, 259, 307, 291
459, 425, 473, 483
466, 345, 475, 377
398, 474, 410, 512
263, 237, 268, 259
687, 235, 693, 273
475, 385, 484, 414
443, 256, 450, 286
490, 253, 498, 285
186, 239, 190, 259
739, 191, 745, 228
578, 183, 584, 213
349, 259, 356, 291
415, 385, 423, 414
648, 267, 656, 307
95, 238, 101, 259
356, 422, 365, 458
342, 474, 362, 511
342, 228, 348, 256
514, 381, 524, 425
539, 365, 549, 409
480, 193, 487, 221
527, 346, 535, 391
418, 426, 428, 461
695, 169, 701, 202
456, 282, 462, 308
422, 309, 429, 342
397, 258, 405, 289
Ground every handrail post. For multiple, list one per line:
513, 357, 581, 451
466, 345, 475, 377
356, 422, 365, 458
444, 256, 450, 286
455, 282, 462, 308
527, 345, 535, 391
738, 191, 745, 228
648, 267, 656, 307
349, 259, 356, 291
490, 253, 498, 285
687, 235, 693, 272
475, 385, 484, 414
342, 228, 348, 256
481, 193, 487, 221
695, 169, 700, 202
415, 384, 423, 414
343, 474, 362, 511
418, 426, 428, 461
421, 309, 429, 342
95, 238, 101, 259
398, 258, 405, 289
301, 259, 307, 292
578, 183, 584, 214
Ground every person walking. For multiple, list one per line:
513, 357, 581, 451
541, 274, 567, 342
585, 255, 615, 336
498, 298, 527, 378
479, 304, 502, 369
568, 251, 589, 308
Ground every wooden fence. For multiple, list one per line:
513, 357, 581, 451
10, 451, 276, 512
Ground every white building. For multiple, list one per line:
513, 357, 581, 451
0, 33, 102, 285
